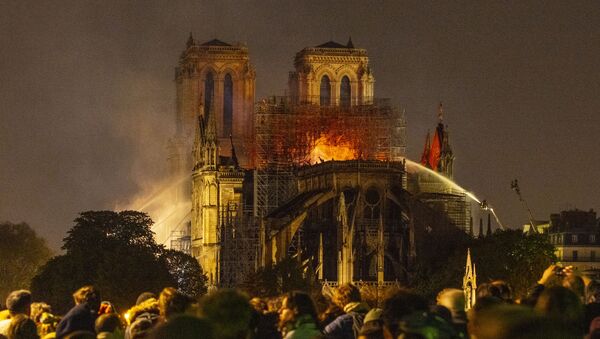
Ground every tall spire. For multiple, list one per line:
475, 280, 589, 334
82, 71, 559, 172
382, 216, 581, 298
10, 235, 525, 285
438, 102, 444, 122
202, 94, 218, 168
463, 248, 477, 309
346, 36, 354, 48
229, 134, 239, 168
486, 213, 492, 236
206, 94, 217, 141
187, 32, 195, 48
478, 218, 484, 238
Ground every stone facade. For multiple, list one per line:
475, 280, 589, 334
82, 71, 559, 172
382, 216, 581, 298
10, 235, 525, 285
288, 40, 374, 106
549, 209, 600, 275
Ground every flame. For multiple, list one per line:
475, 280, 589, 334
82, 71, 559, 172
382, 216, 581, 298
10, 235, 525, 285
308, 134, 358, 164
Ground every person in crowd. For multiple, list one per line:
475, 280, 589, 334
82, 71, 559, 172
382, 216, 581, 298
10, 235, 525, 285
6, 314, 39, 339
563, 274, 585, 302
29, 303, 51, 327
62, 331, 95, 339
29, 302, 58, 339
380, 289, 428, 339
534, 286, 585, 336
95, 313, 124, 339
471, 303, 578, 339
55, 286, 101, 339
124, 296, 159, 339
199, 289, 253, 339
357, 308, 383, 339
475, 283, 502, 301
585, 280, 600, 335
249, 297, 281, 339
147, 315, 213, 339
0, 291, 33, 336
396, 310, 456, 339
490, 280, 513, 304
157, 288, 194, 323
317, 302, 343, 329
97, 302, 117, 317
125, 317, 153, 339
323, 283, 369, 339
38, 313, 58, 339
436, 289, 467, 337
133, 294, 155, 308
278, 291, 322, 339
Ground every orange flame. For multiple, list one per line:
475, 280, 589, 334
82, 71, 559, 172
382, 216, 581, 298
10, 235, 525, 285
308, 135, 359, 164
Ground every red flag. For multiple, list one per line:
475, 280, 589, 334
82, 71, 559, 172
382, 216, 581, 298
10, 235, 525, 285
429, 125, 442, 171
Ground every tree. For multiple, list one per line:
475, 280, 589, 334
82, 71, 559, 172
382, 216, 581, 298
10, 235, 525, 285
469, 229, 556, 297
31, 211, 206, 314
241, 257, 318, 297
0, 222, 52, 302
411, 228, 556, 300
161, 249, 207, 298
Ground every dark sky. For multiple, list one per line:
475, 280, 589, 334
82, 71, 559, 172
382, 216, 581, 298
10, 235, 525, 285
2, 1, 599, 251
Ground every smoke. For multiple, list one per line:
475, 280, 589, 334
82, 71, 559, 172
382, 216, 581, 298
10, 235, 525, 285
107, 71, 193, 246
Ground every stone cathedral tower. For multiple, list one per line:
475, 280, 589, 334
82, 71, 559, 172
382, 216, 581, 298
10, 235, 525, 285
288, 39, 375, 106
169, 34, 256, 179
170, 35, 253, 286
164, 36, 255, 257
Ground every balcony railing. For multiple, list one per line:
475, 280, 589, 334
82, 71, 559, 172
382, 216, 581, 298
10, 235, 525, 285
559, 257, 600, 262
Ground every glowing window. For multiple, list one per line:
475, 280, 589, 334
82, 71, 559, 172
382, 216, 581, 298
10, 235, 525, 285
223, 74, 233, 136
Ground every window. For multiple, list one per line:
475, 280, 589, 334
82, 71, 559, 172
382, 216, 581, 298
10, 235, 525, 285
572, 234, 578, 243
592, 250, 596, 261
320, 75, 331, 106
204, 72, 214, 115
591, 234, 596, 243
573, 250, 578, 261
340, 76, 351, 107
223, 74, 233, 137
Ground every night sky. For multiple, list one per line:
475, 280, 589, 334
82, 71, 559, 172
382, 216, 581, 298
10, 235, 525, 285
2, 1, 599, 251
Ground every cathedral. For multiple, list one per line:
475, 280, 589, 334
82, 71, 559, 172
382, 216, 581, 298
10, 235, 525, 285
167, 35, 469, 287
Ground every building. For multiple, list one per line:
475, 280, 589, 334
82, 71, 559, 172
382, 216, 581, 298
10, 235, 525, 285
408, 104, 472, 233
549, 209, 600, 275
168, 36, 468, 287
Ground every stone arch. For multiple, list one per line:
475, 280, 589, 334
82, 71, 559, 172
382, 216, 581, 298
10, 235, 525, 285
203, 70, 216, 115
340, 75, 351, 107
320, 75, 331, 106
217, 65, 239, 80
223, 73, 233, 137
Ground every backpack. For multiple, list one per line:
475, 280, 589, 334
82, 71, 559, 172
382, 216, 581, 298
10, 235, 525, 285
348, 311, 365, 339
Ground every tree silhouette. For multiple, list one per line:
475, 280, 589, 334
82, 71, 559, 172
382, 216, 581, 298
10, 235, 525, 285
31, 211, 206, 313
0, 222, 52, 302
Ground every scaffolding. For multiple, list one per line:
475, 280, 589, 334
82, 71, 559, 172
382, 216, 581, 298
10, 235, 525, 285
219, 201, 259, 287
254, 96, 406, 218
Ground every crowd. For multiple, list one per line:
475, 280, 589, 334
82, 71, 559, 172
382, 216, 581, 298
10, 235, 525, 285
1, 264, 599, 339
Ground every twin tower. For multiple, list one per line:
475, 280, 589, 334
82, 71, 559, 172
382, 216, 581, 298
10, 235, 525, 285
168, 36, 375, 173
167, 35, 379, 285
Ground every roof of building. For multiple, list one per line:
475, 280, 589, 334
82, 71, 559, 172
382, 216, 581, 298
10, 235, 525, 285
201, 38, 232, 47
316, 40, 350, 48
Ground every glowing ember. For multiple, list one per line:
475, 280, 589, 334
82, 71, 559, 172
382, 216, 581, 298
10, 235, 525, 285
308, 135, 359, 164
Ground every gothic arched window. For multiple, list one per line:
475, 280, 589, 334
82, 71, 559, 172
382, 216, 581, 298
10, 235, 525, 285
320, 75, 331, 106
204, 72, 214, 115
340, 76, 351, 107
223, 74, 233, 137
